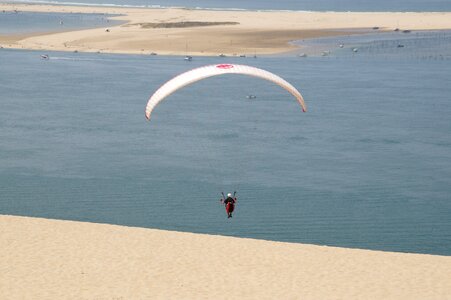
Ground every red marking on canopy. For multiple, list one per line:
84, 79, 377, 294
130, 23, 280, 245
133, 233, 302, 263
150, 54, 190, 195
216, 64, 234, 69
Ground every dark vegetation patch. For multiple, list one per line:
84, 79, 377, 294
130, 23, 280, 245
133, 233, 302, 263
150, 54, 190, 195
127, 21, 239, 28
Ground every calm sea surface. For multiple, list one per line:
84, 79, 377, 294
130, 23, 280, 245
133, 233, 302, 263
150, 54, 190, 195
1, 14, 451, 255
2, 0, 451, 12
0, 11, 121, 35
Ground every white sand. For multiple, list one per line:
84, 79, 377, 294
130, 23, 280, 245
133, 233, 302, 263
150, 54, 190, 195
1, 215, 451, 299
1, 4, 451, 55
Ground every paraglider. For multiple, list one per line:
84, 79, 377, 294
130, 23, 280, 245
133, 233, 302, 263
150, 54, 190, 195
221, 192, 237, 218
144, 63, 307, 121
144, 64, 307, 218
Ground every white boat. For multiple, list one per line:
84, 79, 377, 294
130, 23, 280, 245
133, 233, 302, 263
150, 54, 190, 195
40, 54, 49, 60
184, 55, 192, 61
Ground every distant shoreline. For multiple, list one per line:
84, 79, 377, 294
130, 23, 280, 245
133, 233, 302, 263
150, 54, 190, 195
1, 3, 451, 56
2, 1, 451, 13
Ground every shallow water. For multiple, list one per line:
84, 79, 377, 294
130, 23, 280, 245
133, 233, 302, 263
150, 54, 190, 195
295, 30, 451, 59
1, 40, 451, 255
0, 11, 121, 35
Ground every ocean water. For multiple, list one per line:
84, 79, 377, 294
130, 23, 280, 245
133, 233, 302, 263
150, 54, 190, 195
1, 35, 451, 255
0, 11, 121, 35
2, 0, 451, 12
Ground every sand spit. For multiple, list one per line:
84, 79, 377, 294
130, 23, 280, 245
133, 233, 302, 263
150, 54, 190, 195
1, 4, 451, 55
1, 215, 451, 299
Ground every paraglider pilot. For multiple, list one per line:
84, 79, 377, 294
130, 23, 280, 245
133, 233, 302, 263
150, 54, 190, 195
221, 192, 237, 218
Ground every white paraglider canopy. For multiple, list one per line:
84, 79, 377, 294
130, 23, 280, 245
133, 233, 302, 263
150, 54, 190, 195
145, 63, 307, 120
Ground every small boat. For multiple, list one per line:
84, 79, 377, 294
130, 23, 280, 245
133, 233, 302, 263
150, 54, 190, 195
150, 52, 157, 56
394, 28, 400, 32
372, 26, 379, 30
298, 53, 307, 57
219, 54, 226, 57
352, 48, 359, 53
246, 94, 257, 99
239, 54, 246, 57
339, 44, 344, 48
397, 44, 405, 48
184, 55, 192, 61
402, 30, 411, 33
40, 54, 49, 60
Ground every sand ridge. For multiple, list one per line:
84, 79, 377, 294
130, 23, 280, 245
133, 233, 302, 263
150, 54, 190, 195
1, 215, 451, 299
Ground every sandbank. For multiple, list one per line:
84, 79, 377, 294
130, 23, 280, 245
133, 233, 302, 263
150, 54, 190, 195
1, 215, 451, 299
1, 4, 451, 55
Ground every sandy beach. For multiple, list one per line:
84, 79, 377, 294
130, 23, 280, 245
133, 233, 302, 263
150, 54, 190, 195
1, 4, 451, 55
1, 215, 450, 299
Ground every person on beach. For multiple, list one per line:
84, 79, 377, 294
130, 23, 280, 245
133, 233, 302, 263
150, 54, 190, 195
221, 192, 237, 218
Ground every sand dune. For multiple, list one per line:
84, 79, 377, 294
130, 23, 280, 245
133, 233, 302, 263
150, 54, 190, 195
1, 4, 451, 55
1, 215, 450, 299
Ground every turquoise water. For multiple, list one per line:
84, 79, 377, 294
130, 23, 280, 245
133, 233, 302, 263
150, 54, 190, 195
1, 42, 451, 255
3, 0, 451, 12
0, 11, 121, 35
